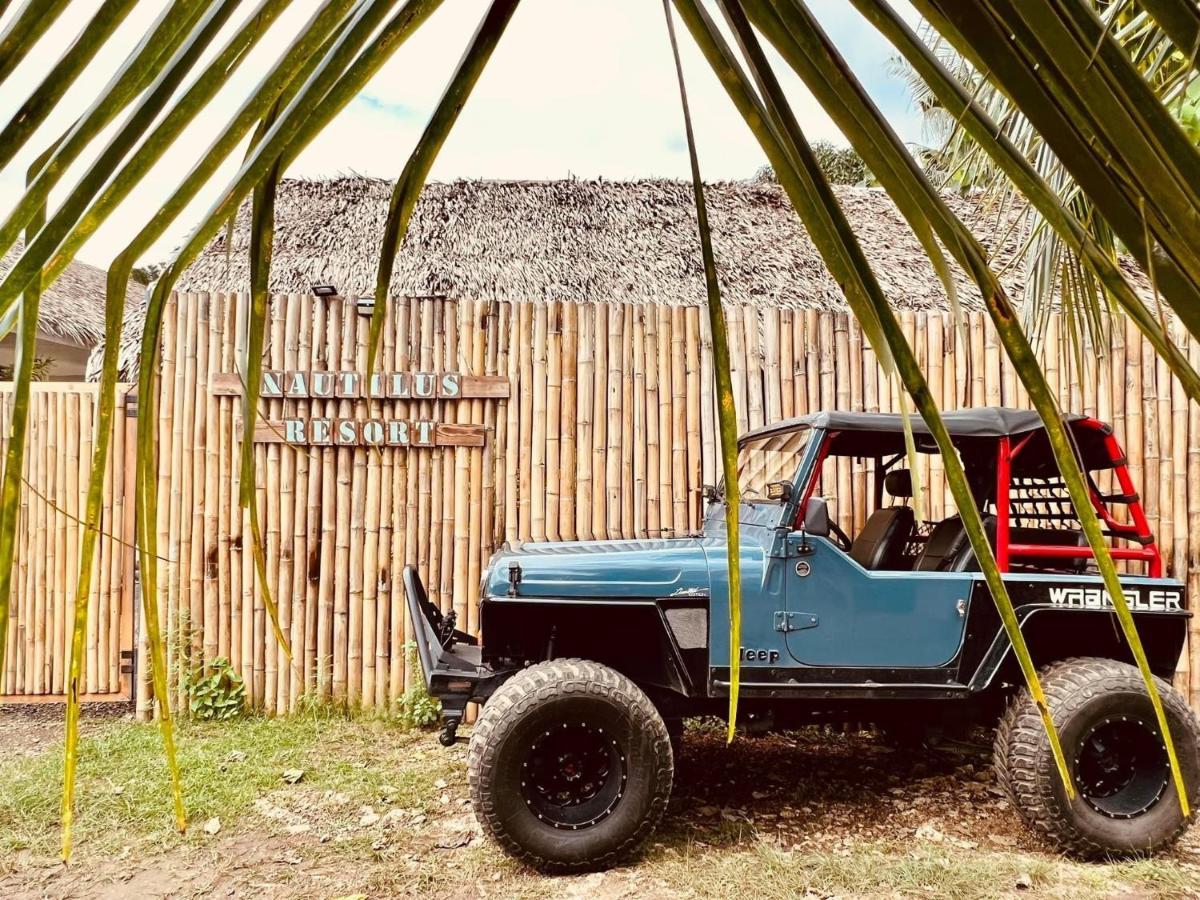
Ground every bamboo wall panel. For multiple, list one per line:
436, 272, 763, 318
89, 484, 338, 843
1, 384, 136, 701
139, 293, 1200, 714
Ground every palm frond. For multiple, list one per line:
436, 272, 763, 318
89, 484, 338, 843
368, 0, 523, 378
854, 0, 1200, 398
0, 0, 139, 172
0, 0, 72, 86
0, 0, 208, 263
681, 0, 1077, 797
750, 0, 1190, 813
663, 0, 741, 744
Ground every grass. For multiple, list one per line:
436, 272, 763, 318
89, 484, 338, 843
0, 707, 456, 863
1, 713, 1199, 898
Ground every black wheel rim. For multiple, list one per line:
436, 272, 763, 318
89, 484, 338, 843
1075, 715, 1170, 819
521, 721, 626, 830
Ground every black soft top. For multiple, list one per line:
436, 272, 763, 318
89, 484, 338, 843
740, 408, 1088, 445
739, 407, 1112, 472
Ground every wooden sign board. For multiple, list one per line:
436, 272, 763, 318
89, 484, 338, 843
249, 419, 487, 448
212, 371, 508, 400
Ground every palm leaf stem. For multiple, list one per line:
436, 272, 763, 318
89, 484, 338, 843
129, 0, 443, 726
367, 0, 522, 378
662, 0, 741, 743
0, 186, 43, 745
89, 0, 380, 836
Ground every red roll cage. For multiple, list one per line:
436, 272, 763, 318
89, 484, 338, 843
795, 417, 1161, 577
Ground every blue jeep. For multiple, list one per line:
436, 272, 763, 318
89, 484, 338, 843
407, 407, 1199, 871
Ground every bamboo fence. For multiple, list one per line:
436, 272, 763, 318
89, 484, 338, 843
0, 383, 137, 702
32, 292, 1199, 715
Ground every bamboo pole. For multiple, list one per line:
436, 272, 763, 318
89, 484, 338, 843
700, 307, 716, 490
594, 303, 611, 539
576, 304, 594, 541
606, 304, 624, 539
518, 301, 534, 541
217, 295, 234, 667
530, 302, 548, 542
656, 306, 672, 534
559, 303, 577, 541
437, 302, 456, 614
452, 302, 473, 653
620, 304, 635, 537
645, 306, 662, 537
545, 303, 561, 542
685, 306, 702, 530
293, 293, 314, 707
670, 306, 687, 535
633, 306, 648, 539
390, 296, 412, 703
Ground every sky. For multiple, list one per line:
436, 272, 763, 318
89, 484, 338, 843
0, 0, 925, 269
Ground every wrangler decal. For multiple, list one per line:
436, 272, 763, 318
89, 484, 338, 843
1047, 586, 1182, 612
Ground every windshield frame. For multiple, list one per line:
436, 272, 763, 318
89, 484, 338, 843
725, 425, 816, 507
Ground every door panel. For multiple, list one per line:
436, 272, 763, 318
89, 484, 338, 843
783, 536, 972, 667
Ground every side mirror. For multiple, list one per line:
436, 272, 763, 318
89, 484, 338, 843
702, 484, 719, 503
802, 496, 831, 537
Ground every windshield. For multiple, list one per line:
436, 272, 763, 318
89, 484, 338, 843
731, 428, 812, 502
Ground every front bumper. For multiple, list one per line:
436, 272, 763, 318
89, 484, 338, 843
402, 566, 497, 736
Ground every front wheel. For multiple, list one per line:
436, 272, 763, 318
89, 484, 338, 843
467, 658, 674, 873
995, 657, 1200, 857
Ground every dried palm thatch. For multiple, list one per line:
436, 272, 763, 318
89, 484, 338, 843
94, 175, 1154, 379
0, 241, 143, 347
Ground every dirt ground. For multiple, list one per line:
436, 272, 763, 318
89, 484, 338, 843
2, 707, 1199, 899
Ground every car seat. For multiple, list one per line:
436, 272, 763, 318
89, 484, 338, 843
849, 469, 916, 570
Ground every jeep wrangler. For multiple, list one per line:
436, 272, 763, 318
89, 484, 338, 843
406, 407, 1200, 872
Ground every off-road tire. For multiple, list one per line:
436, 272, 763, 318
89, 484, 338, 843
467, 658, 674, 873
995, 657, 1200, 858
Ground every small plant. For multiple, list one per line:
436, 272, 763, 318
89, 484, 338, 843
395, 642, 441, 729
184, 657, 246, 721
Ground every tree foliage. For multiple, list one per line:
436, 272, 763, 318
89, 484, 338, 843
755, 140, 870, 184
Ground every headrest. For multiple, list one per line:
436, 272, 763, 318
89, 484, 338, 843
884, 469, 913, 498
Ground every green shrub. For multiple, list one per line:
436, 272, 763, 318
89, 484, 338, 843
184, 656, 246, 721
394, 642, 442, 729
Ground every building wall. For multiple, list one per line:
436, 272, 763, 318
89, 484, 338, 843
0, 332, 94, 381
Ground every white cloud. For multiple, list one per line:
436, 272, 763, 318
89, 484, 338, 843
0, 0, 924, 269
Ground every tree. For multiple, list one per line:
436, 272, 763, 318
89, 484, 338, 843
754, 140, 869, 184
0, 0, 1198, 856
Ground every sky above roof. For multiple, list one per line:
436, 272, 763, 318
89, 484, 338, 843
0, 0, 925, 270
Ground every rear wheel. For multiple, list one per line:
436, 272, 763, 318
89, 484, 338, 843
467, 658, 674, 873
995, 657, 1200, 857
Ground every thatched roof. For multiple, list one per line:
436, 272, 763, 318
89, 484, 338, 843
0, 242, 144, 347
94, 176, 1154, 380
176, 176, 1042, 309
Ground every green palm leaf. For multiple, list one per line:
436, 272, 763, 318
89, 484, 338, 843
855, 0, 1200, 402
0, 0, 208, 263
0, 0, 139, 172
0, 0, 72, 86
367, 0, 523, 378
744, 0, 1187, 813
678, 0, 1078, 796
662, 0, 741, 744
